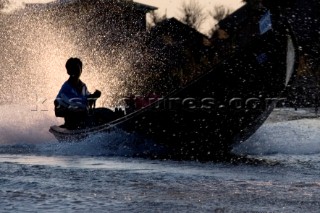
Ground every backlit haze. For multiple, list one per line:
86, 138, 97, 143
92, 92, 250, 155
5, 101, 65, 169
0, 0, 244, 109
0, 0, 143, 108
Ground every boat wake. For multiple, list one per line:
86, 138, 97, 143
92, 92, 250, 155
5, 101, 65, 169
39, 129, 167, 157
0, 104, 166, 157
0, 130, 167, 158
233, 117, 320, 156
1, 104, 320, 160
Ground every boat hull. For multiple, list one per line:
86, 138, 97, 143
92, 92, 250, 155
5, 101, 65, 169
50, 17, 298, 160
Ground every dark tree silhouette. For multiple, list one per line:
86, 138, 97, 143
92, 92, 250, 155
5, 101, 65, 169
147, 10, 166, 30
209, 5, 230, 23
178, 0, 206, 31
241, 0, 261, 5
207, 5, 230, 37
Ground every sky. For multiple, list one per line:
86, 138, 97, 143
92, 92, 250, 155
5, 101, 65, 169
135, 0, 244, 13
1, 0, 245, 35
134, 0, 245, 35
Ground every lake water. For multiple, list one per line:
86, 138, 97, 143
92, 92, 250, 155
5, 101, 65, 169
1, 106, 320, 212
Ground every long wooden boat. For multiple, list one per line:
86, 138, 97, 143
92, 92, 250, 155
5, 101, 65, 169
50, 10, 299, 160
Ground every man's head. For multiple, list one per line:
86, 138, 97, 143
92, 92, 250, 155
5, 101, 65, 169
66, 57, 82, 78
